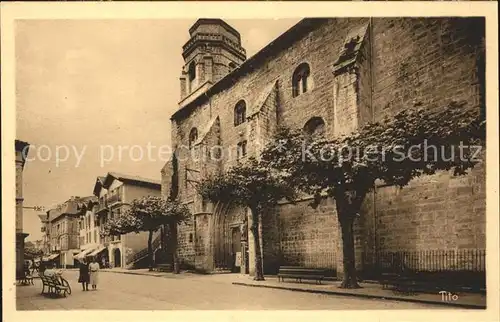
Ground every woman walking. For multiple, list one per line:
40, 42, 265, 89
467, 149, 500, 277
78, 259, 90, 291
89, 257, 100, 290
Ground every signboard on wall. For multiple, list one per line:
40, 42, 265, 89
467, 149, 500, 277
235, 252, 242, 267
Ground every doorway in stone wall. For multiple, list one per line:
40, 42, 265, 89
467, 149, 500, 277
113, 248, 121, 268
231, 227, 242, 273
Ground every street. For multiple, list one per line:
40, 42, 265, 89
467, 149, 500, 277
16, 270, 445, 310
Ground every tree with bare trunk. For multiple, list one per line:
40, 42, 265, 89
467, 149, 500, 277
197, 158, 298, 281
261, 101, 485, 288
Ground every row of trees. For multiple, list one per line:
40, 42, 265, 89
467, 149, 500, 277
103, 101, 485, 287
198, 102, 485, 286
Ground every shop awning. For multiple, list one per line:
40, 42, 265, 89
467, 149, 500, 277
73, 245, 99, 260
88, 246, 106, 257
46, 253, 60, 261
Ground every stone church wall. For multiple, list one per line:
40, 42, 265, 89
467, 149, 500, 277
166, 18, 486, 276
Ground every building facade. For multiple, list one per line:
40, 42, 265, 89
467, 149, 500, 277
92, 172, 162, 269
75, 198, 102, 262
42, 196, 92, 268
15, 139, 30, 278
161, 18, 486, 278
38, 213, 51, 255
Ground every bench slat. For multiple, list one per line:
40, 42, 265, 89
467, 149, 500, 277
277, 265, 326, 284
278, 270, 325, 273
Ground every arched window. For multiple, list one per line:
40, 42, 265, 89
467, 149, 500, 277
189, 128, 198, 149
228, 62, 237, 72
234, 100, 246, 126
304, 117, 325, 138
188, 62, 196, 92
292, 63, 311, 98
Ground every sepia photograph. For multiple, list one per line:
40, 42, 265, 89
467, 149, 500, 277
1, 2, 498, 321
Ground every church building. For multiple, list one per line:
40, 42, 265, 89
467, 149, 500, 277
161, 18, 486, 279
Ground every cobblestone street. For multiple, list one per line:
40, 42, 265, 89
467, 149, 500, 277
16, 270, 446, 310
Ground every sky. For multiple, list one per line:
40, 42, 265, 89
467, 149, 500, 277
16, 18, 300, 242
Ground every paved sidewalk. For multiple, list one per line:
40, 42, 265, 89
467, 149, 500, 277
231, 276, 486, 309
100, 268, 166, 277
100, 268, 486, 309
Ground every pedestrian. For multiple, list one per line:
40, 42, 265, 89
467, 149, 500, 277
33, 260, 40, 275
88, 257, 100, 290
23, 261, 31, 277
39, 261, 46, 274
78, 259, 90, 291
44, 262, 63, 283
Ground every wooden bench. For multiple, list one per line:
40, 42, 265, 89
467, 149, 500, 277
39, 274, 72, 297
155, 264, 173, 272
278, 266, 326, 284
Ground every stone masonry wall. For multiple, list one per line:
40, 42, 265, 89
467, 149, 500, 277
277, 198, 339, 273
363, 17, 486, 270
371, 17, 484, 119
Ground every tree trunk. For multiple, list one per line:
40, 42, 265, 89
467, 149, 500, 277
169, 222, 179, 274
160, 225, 165, 250
339, 214, 361, 289
148, 230, 154, 271
258, 212, 264, 275
250, 208, 265, 281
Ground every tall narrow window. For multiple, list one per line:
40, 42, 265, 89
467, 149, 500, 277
292, 63, 311, 97
237, 141, 247, 159
189, 128, 198, 149
234, 100, 246, 126
188, 62, 196, 92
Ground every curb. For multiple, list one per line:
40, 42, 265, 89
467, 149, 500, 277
101, 270, 165, 277
232, 282, 486, 309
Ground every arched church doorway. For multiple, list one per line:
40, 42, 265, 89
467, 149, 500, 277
113, 248, 121, 268
212, 202, 245, 272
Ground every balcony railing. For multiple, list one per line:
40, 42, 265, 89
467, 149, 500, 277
96, 198, 108, 213
107, 193, 122, 205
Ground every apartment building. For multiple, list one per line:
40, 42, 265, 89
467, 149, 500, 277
44, 196, 94, 268
93, 172, 161, 269
74, 197, 106, 264
38, 213, 50, 255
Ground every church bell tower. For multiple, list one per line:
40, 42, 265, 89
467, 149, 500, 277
180, 19, 247, 101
